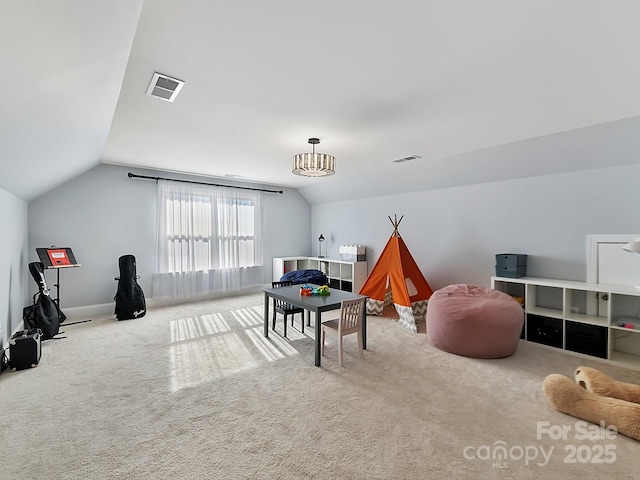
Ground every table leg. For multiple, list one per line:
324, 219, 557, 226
264, 292, 270, 338
315, 311, 321, 367
363, 311, 367, 350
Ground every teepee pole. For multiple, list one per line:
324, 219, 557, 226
388, 214, 404, 237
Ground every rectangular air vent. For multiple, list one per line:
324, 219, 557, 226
393, 155, 421, 164
146, 72, 185, 102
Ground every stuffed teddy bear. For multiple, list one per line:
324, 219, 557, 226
543, 366, 640, 441
574, 366, 640, 404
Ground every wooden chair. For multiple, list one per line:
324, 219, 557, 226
321, 298, 365, 367
271, 281, 305, 337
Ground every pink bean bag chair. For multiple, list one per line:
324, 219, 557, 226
426, 284, 524, 358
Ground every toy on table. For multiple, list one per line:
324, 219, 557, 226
299, 284, 330, 296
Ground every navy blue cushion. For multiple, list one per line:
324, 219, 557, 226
280, 269, 328, 285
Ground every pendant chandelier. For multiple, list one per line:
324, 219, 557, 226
292, 138, 335, 177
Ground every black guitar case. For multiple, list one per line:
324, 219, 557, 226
114, 255, 146, 320
23, 262, 65, 339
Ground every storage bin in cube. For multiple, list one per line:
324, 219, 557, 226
527, 314, 562, 348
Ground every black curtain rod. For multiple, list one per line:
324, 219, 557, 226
127, 172, 283, 194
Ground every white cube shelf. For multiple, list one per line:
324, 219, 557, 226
492, 276, 640, 370
273, 256, 368, 293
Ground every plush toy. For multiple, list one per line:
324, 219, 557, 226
543, 367, 640, 442
574, 366, 640, 404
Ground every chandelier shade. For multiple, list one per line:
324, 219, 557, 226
292, 138, 335, 177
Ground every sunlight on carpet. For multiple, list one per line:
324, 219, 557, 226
168, 305, 299, 391
3, 292, 640, 479
229, 304, 263, 327
170, 312, 231, 341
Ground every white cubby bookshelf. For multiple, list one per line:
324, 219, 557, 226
492, 276, 640, 370
273, 256, 368, 293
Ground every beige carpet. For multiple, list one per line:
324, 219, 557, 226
1, 292, 640, 479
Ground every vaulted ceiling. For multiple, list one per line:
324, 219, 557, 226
3, 0, 640, 202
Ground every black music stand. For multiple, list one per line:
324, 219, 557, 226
36, 246, 91, 326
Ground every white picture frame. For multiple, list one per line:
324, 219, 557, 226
586, 234, 640, 285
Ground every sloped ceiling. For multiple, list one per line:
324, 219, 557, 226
0, 0, 144, 201
3, 1, 640, 202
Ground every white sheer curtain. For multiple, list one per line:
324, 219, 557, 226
152, 180, 264, 298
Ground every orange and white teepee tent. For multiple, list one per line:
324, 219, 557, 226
358, 215, 433, 332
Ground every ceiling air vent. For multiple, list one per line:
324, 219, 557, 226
146, 72, 185, 102
393, 155, 421, 164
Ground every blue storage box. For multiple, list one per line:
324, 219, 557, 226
496, 264, 527, 278
496, 253, 527, 268
496, 253, 527, 278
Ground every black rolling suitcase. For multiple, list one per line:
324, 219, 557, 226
9, 329, 42, 371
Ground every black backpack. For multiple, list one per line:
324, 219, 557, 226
23, 262, 65, 339
114, 255, 146, 320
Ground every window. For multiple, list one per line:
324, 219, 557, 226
154, 181, 263, 298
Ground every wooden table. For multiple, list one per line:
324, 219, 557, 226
263, 284, 367, 366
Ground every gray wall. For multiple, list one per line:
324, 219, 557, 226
0, 187, 28, 345
312, 162, 639, 292
22, 120, 640, 313
300, 116, 640, 206
28, 164, 311, 309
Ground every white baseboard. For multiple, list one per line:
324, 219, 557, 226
146, 285, 265, 308
62, 285, 266, 321
2, 286, 267, 357
63, 303, 115, 321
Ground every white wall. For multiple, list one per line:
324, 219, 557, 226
28, 164, 311, 309
0, 187, 28, 345
312, 162, 640, 292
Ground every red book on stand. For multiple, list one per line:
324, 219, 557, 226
47, 249, 71, 266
